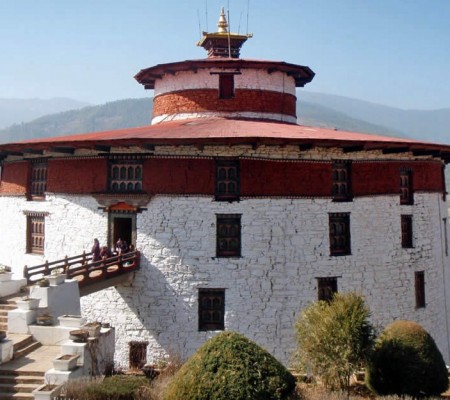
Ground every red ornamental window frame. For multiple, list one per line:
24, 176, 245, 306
198, 289, 225, 331
332, 161, 352, 201
26, 215, 45, 254
109, 161, 143, 193
401, 214, 413, 248
30, 160, 48, 199
400, 169, 413, 205
216, 214, 241, 257
329, 213, 351, 256
215, 159, 240, 201
415, 271, 425, 309
317, 277, 338, 302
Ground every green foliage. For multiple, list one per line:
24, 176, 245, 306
295, 292, 374, 391
163, 331, 295, 400
65, 375, 151, 400
366, 320, 449, 397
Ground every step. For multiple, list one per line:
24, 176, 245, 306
0, 370, 45, 377
0, 375, 44, 384
13, 336, 34, 353
0, 323, 7, 330
0, 315, 8, 322
0, 392, 34, 399
0, 304, 17, 311
14, 342, 42, 359
0, 382, 38, 393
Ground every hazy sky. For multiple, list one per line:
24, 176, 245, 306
0, 0, 449, 110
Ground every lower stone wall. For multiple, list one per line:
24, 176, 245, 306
78, 193, 450, 368
0, 192, 448, 368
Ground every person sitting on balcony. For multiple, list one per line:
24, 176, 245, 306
99, 246, 111, 260
91, 238, 101, 262
115, 238, 129, 255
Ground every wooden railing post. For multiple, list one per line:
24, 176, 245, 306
44, 260, 50, 276
82, 251, 86, 265
64, 255, 69, 274
23, 265, 29, 283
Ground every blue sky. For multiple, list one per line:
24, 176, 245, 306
0, 0, 449, 110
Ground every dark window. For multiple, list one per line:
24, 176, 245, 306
199, 289, 225, 331
332, 161, 352, 201
109, 160, 143, 193
216, 214, 241, 257
400, 169, 413, 205
329, 213, 351, 256
219, 74, 234, 99
401, 215, 413, 248
129, 341, 148, 369
27, 216, 45, 254
415, 271, 425, 309
317, 277, 338, 302
215, 159, 239, 201
30, 161, 47, 199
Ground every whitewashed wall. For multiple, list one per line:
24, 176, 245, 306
154, 69, 296, 97
0, 168, 449, 368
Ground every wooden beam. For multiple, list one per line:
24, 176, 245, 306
382, 147, 410, 154
142, 144, 155, 151
50, 147, 75, 154
23, 149, 43, 155
299, 143, 313, 151
412, 149, 441, 157
94, 145, 111, 153
342, 145, 364, 153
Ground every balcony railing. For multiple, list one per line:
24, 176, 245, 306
24, 250, 140, 288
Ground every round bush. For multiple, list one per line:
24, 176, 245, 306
366, 320, 448, 397
163, 331, 296, 400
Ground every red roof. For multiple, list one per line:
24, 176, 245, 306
1, 118, 449, 161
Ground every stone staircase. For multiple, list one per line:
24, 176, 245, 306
0, 297, 47, 398
0, 302, 16, 331
0, 370, 44, 399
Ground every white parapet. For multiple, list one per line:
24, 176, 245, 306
29, 279, 81, 318
8, 309, 36, 334
0, 339, 13, 364
0, 277, 27, 298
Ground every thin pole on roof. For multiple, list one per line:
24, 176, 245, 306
246, 0, 250, 35
227, 7, 232, 58
197, 9, 202, 38
205, 0, 208, 32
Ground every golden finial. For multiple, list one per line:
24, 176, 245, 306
217, 7, 228, 33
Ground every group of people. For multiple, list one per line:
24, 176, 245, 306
91, 237, 131, 262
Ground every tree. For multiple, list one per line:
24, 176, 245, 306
164, 331, 296, 400
294, 292, 374, 392
366, 320, 449, 397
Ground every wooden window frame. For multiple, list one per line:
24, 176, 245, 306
30, 160, 48, 200
128, 341, 148, 369
332, 161, 352, 201
415, 271, 425, 309
109, 158, 143, 193
317, 277, 338, 302
198, 289, 225, 331
329, 213, 351, 256
26, 214, 45, 254
216, 214, 241, 257
215, 159, 240, 201
401, 215, 413, 248
219, 74, 234, 99
400, 169, 413, 205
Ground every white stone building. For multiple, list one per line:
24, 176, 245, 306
1, 12, 450, 368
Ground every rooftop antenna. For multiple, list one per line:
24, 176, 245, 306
227, 8, 232, 59
205, 0, 208, 32
197, 9, 202, 39
238, 11, 243, 34
246, 0, 250, 35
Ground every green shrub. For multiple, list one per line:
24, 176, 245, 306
64, 375, 150, 400
366, 320, 449, 397
295, 292, 374, 392
163, 331, 295, 400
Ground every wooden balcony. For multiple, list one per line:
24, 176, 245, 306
23, 251, 140, 296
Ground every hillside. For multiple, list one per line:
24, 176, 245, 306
300, 91, 450, 144
0, 98, 153, 143
0, 96, 405, 144
0, 97, 89, 130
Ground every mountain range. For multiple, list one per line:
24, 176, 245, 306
0, 92, 449, 145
